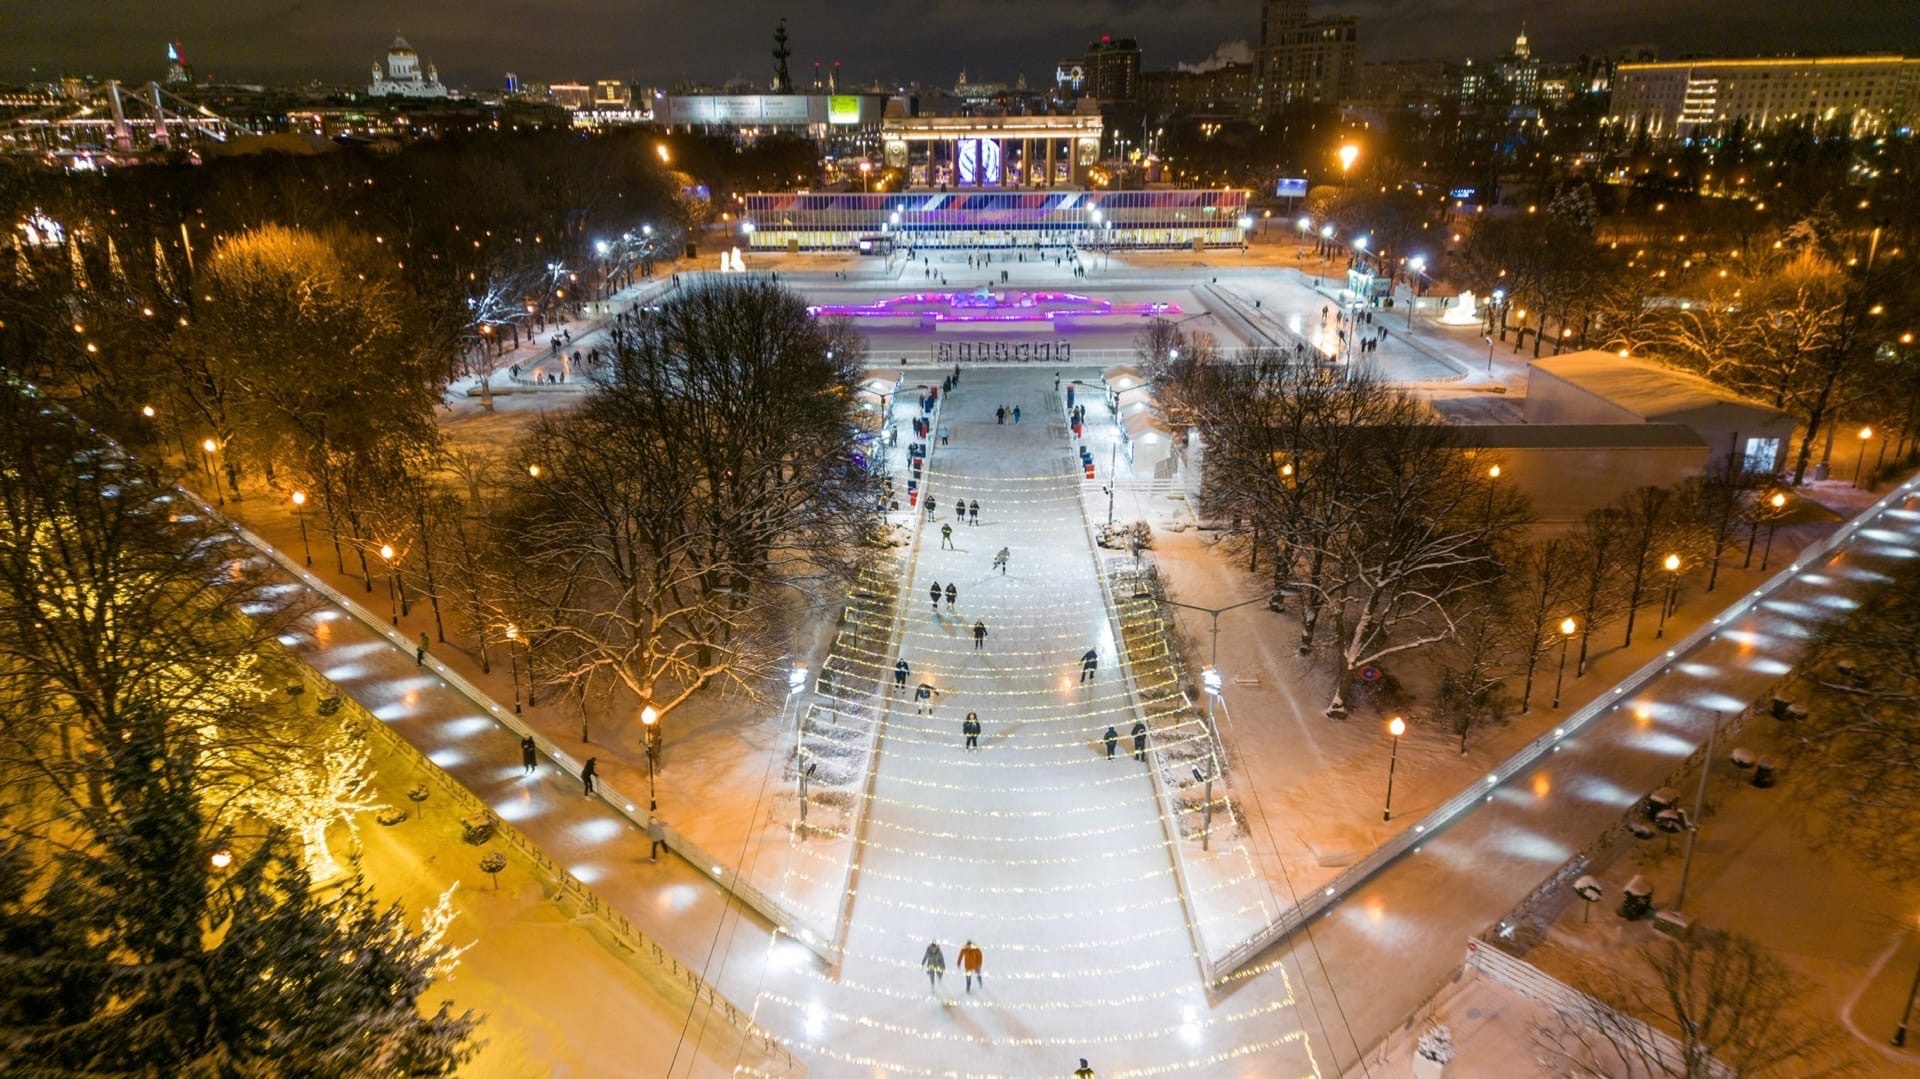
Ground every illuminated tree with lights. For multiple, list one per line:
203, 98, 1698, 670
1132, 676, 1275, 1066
239, 725, 386, 882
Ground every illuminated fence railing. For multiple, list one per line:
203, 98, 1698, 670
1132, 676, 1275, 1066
1209, 473, 1920, 985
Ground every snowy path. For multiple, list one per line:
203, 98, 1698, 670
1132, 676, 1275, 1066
748, 370, 1322, 1075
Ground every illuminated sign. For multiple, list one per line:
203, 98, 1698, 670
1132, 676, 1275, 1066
829, 95, 861, 124
958, 139, 979, 185
1276, 177, 1308, 198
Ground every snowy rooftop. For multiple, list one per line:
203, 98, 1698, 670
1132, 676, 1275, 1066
1529, 351, 1785, 421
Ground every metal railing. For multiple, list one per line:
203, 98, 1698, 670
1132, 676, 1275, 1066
1464, 938, 1733, 1079
1209, 474, 1920, 982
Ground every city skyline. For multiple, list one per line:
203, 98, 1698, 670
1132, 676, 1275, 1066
3, 0, 1912, 91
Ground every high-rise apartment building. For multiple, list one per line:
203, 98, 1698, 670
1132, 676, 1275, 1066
1610, 54, 1920, 138
1257, 0, 1358, 107
1085, 36, 1142, 103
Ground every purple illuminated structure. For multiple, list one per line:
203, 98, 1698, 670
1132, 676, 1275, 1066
807, 289, 1181, 324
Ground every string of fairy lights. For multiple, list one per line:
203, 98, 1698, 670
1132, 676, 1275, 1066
739, 388, 1313, 1076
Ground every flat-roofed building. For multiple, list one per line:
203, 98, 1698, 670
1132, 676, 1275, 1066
1609, 54, 1920, 138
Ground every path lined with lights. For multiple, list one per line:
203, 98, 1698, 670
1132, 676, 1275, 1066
748, 369, 1323, 1075
1278, 486, 1920, 1071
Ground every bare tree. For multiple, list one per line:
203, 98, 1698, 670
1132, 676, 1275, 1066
496, 279, 877, 731
1510, 538, 1578, 713
1542, 933, 1844, 1078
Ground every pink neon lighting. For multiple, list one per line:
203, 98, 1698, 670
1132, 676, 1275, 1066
807, 289, 1181, 323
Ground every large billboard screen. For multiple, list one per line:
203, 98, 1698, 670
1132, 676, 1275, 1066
828, 95, 861, 124
1276, 177, 1309, 198
667, 95, 818, 125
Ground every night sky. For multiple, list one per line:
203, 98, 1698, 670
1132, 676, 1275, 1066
5, 0, 1914, 91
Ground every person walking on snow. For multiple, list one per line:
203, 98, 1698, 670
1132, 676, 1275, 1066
963, 712, 982, 750
929, 581, 943, 612
415, 631, 431, 666
647, 815, 668, 861
894, 658, 910, 689
922, 942, 946, 992
1103, 727, 1119, 759
1074, 1060, 1096, 1079
915, 682, 939, 715
968, 499, 980, 525
973, 620, 988, 650
581, 756, 598, 796
959, 940, 984, 992
926, 495, 937, 517
941, 522, 955, 550
1080, 648, 1099, 682
945, 582, 957, 612
1131, 721, 1148, 761
521, 734, 538, 775
996, 406, 1006, 425
1012, 405, 1021, 424
993, 547, 1010, 574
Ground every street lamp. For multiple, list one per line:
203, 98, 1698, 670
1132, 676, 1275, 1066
1201, 664, 1224, 735
859, 160, 872, 194
1552, 617, 1577, 707
1338, 143, 1359, 187
1896, 914, 1920, 1047
1406, 256, 1426, 329
655, 143, 670, 164
379, 544, 399, 625
1761, 491, 1788, 571
1318, 225, 1334, 284
504, 623, 522, 713
200, 437, 224, 506
1656, 553, 1681, 638
1853, 425, 1874, 488
1383, 715, 1406, 821
1194, 765, 1214, 852
290, 491, 312, 566
640, 702, 660, 811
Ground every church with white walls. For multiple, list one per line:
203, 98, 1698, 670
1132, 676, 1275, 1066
369, 35, 449, 98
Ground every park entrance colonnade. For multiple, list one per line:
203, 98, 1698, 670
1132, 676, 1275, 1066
742, 189, 1253, 253
882, 113, 1103, 189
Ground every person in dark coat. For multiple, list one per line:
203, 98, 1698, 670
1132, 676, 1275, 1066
945, 582, 957, 612
941, 522, 955, 549
993, 547, 1009, 574
973, 620, 988, 650
996, 406, 1006, 425
963, 712, 982, 750
922, 942, 946, 992
1080, 649, 1099, 682
1131, 721, 1148, 761
929, 580, 943, 612
926, 495, 938, 516
915, 682, 938, 715
581, 756, 598, 795
968, 499, 980, 525
521, 734, 538, 775
895, 658, 910, 688
1103, 727, 1119, 759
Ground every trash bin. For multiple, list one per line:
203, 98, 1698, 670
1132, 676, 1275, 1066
1752, 759, 1776, 788
1620, 874, 1654, 919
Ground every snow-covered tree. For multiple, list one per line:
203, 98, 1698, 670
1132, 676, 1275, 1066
239, 725, 386, 881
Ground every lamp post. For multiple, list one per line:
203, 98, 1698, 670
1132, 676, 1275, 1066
1511, 307, 1529, 353
1201, 664, 1223, 735
1382, 715, 1407, 821
1656, 553, 1681, 638
1484, 463, 1501, 527
640, 703, 660, 811
379, 544, 399, 625
1193, 766, 1214, 851
200, 437, 224, 506
1854, 425, 1874, 488
290, 491, 312, 566
504, 623, 522, 713
1338, 143, 1359, 188
1318, 225, 1333, 285
1552, 617, 1577, 708
859, 160, 872, 194
1896, 916, 1920, 1047
1238, 215, 1253, 262
1406, 257, 1426, 329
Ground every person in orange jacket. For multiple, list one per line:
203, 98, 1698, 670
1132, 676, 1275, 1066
958, 940, 984, 992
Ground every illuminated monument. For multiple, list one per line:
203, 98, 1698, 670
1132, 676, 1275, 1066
369, 35, 449, 99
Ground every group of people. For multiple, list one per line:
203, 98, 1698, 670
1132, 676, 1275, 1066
920, 939, 986, 994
